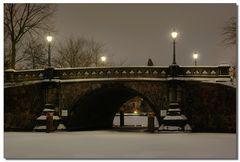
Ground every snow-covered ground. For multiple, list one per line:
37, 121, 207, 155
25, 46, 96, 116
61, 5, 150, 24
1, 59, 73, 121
4, 131, 236, 159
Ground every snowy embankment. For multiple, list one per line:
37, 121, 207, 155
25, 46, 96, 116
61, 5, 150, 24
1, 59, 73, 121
4, 131, 236, 159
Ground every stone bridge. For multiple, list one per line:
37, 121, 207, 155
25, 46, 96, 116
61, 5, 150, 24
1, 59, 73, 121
4, 65, 236, 132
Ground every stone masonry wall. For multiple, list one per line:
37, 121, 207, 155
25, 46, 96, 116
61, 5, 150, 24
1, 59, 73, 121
4, 83, 45, 131
4, 80, 236, 132
181, 82, 236, 132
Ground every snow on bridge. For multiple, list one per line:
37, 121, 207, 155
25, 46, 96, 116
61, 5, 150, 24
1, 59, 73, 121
4, 65, 234, 88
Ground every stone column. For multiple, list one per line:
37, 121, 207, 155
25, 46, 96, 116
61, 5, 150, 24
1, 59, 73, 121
46, 112, 54, 133
169, 85, 177, 103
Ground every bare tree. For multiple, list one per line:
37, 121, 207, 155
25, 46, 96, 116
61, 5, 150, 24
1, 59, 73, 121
4, 41, 11, 69
222, 17, 236, 46
23, 39, 47, 69
53, 36, 105, 68
4, 4, 56, 69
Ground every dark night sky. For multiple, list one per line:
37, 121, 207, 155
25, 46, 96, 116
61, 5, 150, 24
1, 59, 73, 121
54, 4, 237, 66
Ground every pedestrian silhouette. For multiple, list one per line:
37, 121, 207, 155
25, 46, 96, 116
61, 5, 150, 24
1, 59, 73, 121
147, 58, 154, 66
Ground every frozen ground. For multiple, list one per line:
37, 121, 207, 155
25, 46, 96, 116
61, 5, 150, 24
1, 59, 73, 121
4, 131, 237, 159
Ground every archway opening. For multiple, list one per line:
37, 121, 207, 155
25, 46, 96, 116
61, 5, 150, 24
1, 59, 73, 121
112, 96, 159, 131
67, 85, 157, 131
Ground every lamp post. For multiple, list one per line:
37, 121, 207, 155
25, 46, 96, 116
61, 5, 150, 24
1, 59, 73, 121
46, 35, 53, 67
45, 35, 54, 128
100, 56, 107, 66
171, 31, 178, 65
193, 52, 199, 66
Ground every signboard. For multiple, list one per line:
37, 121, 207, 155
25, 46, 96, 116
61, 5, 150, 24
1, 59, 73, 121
160, 110, 167, 117
61, 110, 68, 117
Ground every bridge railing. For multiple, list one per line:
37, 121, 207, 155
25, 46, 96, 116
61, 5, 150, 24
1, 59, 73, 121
53, 66, 169, 80
178, 65, 230, 78
4, 69, 45, 83
4, 65, 230, 83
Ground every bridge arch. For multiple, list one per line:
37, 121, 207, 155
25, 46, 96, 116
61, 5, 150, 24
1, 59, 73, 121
66, 84, 159, 130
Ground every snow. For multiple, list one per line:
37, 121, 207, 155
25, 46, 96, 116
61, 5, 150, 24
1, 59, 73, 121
55, 66, 169, 70
12, 69, 44, 72
57, 124, 66, 130
184, 124, 192, 131
57, 78, 237, 89
113, 116, 159, 127
4, 69, 16, 72
179, 65, 229, 68
5, 74, 235, 89
4, 80, 43, 88
168, 108, 181, 112
36, 115, 60, 120
159, 125, 182, 131
4, 131, 236, 159
42, 108, 55, 112
163, 115, 187, 120
57, 78, 168, 83
33, 124, 66, 131
33, 126, 46, 130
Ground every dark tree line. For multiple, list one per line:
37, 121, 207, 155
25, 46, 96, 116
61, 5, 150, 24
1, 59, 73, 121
54, 37, 106, 68
4, 4, 112, 70
6, 4, 234, 70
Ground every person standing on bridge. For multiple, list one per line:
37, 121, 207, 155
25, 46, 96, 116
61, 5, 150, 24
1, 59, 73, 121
147, 58, 154, 66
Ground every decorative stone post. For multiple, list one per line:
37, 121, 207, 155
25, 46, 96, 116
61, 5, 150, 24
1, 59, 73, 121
218, 64, 230, 76
4, 69, 15, 83
148, 112, 155, 133
46, 112, 54, 133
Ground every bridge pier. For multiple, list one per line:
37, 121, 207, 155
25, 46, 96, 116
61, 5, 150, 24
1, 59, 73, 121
169, 86, 177, 103
44, 81, 61, 116
168, 81, 182, 104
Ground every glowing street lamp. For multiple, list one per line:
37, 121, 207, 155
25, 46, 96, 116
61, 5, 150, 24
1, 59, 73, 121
46, 35, 53, 42
101, 56, 107, 62
171, 31, 178, 39
46, 35, 53, 67
171, 31, 178, 64
100, 56, 107, 66
193, 52, 199, 66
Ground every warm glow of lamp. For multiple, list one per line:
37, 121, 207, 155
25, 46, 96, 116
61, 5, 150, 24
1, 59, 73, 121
171, 31, 178, 39
46, 35, 53, 42
134, 110, 138, 114
101, 56, 107, 62
193, 53, 199, 60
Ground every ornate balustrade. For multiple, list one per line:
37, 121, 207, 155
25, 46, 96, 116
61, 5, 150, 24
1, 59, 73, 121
179, 65, 230, 77
54, 66, 169, 80
4, 65, 230, 83
4, 69, 45, 83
